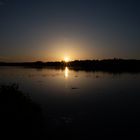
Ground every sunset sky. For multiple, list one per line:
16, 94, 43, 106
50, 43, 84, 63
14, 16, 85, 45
0, 0, 140, 62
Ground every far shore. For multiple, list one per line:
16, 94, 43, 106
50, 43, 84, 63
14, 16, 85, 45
0, 59, 140, 73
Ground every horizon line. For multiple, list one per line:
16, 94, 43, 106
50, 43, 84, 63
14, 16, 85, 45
0, 58, 140, 63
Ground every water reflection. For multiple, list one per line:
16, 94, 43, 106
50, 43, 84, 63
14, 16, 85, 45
64, 67, 69, 78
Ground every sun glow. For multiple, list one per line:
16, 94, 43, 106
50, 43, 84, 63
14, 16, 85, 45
64, 57, 70, 62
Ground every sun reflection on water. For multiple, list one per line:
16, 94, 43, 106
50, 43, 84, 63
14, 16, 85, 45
64, 67, 69, 78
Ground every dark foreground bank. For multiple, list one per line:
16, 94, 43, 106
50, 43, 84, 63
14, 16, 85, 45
1, 84, 140, 139
0, 84, 44, 139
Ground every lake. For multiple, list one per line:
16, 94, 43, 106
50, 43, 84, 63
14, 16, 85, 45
0, 66, 140, 138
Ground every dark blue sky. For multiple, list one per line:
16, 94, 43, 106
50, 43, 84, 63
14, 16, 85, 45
0, 0, 140, 61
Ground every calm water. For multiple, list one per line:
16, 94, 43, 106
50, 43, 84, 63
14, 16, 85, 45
0, 66, 140, 137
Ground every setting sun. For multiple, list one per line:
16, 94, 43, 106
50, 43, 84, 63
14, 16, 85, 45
64, 57, 70, 62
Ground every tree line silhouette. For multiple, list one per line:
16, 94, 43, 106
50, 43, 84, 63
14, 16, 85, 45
0, 59, 140, 73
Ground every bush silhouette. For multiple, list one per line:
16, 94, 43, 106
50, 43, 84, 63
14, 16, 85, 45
0, 84, 44, 138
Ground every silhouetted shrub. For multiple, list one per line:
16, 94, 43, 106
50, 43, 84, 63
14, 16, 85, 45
0, 84, 44, 138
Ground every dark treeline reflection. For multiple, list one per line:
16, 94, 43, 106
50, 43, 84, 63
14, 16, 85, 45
0, 84, 44, 139
0, 59, 140, 73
